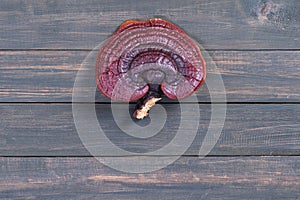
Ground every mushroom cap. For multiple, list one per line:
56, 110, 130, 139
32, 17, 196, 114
96, 18, 206, 101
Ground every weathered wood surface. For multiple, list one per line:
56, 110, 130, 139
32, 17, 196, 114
0, 0, 299, 50
0, 157, 299, 199
0, 104, 299, 156
1, 50, 299, 102
1, 0, 299, 199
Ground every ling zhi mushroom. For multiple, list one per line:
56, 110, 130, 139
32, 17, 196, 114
96, 18, 206, 119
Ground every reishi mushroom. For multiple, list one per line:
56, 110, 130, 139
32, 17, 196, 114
96, 18, 206, 119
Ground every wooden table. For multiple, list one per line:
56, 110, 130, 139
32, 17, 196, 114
1, 0, 299, 199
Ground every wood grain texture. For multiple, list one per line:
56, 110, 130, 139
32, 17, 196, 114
0, 156, 299, 199
1, 50, 299, 102
0, 104, 299, 156
1, 0, 299, 198
0, 0, 299, 50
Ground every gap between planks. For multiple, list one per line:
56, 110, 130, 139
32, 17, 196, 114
0, 102, 299, 104
1, 155, 300, 158
0, 49, 299, 52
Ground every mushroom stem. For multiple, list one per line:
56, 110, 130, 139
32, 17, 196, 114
133, 84, 162, 119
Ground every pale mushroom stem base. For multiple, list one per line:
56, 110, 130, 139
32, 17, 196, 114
133, 84, 162, 119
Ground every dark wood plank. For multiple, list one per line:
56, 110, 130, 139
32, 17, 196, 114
0, 104, 299, 156
0, 0, 299, 50
0, 51, 85, 102
1, 50, 299, 102
0, 156, 299, 199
